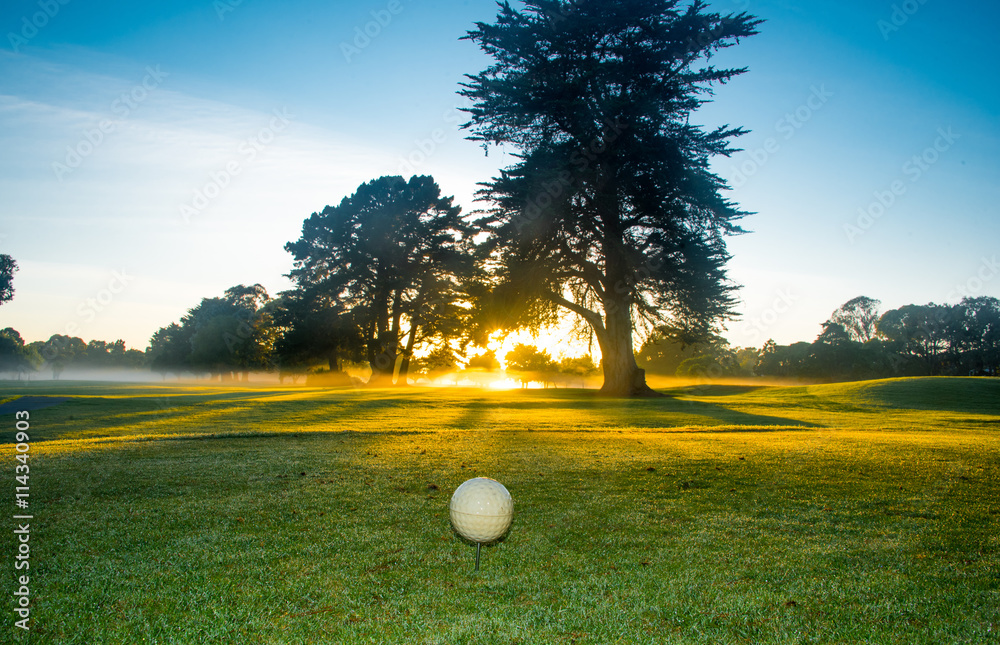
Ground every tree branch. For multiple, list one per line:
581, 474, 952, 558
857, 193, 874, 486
542, 289, 606, 336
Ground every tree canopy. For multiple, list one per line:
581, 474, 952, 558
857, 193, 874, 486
285, 175, 476, 386
460, 0, 760, 395
147, 284, 276, 380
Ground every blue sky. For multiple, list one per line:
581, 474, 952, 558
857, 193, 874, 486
0, 0, 997, 356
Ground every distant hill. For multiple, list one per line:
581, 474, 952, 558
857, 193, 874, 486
807, 377, 1000, 415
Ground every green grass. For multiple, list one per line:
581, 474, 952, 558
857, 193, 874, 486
1, 377, 998, 643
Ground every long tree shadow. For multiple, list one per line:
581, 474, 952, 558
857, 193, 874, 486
443, 388, 823, 431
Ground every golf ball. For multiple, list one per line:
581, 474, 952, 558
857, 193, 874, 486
449, 477, 514, 543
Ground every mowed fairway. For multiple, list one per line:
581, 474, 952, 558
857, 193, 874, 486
1, 377, 998, 644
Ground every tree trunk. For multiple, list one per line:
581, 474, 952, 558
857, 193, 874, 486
597, 296, 663, 397
367, 351, 396, 386
396, 319, 419, 386
367, 287, 396, 386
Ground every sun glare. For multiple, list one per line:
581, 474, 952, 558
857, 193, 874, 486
488, 377, 521, 390
482, 323, 597, 368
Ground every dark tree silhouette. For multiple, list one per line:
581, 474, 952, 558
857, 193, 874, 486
0, 254, 17, 305
185, 285, 275, 381
460, 0, 760, 396
148, 284, 275, 381
148, 323, 192, 378
271, 288, 365, 378
877, 304, 951, 375
285, 175, 475, 386
959, 296, 1000, 375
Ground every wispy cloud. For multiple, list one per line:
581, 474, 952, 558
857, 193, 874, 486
0, 50, 421, 346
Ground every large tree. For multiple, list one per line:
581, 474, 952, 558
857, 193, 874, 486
285, 175, 475, 386
460, 0, 760, 395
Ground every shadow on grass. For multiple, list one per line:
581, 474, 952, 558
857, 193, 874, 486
665, 384, 773, 397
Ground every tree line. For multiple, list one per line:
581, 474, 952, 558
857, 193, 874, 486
3, 293, 995, 383
637, 296, 1000, 381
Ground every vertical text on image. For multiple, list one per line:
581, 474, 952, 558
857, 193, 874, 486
12, 410, 33, 631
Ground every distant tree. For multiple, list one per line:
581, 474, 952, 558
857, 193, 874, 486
828, 296, 881, 343
183, 285, 276, 381
122, 348, 146, 369
954, 296, 1000, 375
676, 354, 720, 378
467, 349, 501, 371
0, 255, 17, 305
412, 344, 460, 382
0, 328, 40, 378
39, 334, 86, 379
636, 336, 689, 376
148, 284, 277, 381
504, 343, 558, 387
636, 327, 729, 376
877, 304, 951, 375
558, 354, 598, 378
808, 321, 865, 380
756, 340, 812, 379
147, 323, 193, 379
286, 175, 475, 386
83, 340, 111, 367
674, 341, 747, 379
734, 347, 760, 375
460, 1, 760, 395
504, 343, 555, 372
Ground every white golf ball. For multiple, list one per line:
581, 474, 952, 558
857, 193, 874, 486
449, 477, 514, 543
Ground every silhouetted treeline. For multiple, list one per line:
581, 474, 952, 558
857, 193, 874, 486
4, 294, 996, 384
637, 296, 1000, 382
